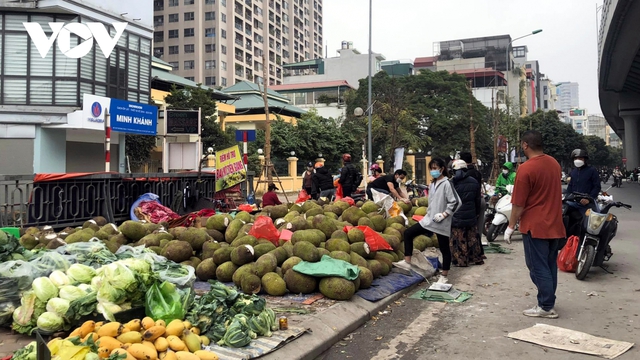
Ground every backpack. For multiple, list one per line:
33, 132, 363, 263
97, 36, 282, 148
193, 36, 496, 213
354, 170, 363, 186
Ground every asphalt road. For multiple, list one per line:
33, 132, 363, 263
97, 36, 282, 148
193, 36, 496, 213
318, 181, 640, 360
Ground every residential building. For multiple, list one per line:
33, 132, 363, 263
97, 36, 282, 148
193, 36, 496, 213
512, 46, 542, 113
282, 41, 385, 89
414, 56, 437, 73
609, 131, 622, 148
569, 108, 588, 135
586, 114, 609, 142
556, 82, 579, 115
381, 60, 414, 77
0, 0, 154, 174
220, 81, 305, 130
271, 80, 353, 119
153, 0, 323, 87
540, 76, 558, 111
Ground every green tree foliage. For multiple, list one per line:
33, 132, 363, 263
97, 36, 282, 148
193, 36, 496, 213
164, 84, 236, 151
343, 71, 493, 166
125, 134, 157, 171
518, 110, 583, 167
582, 135, 609, 166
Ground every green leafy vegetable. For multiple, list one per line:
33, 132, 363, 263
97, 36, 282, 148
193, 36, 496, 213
32, 277, 59, 302
49, 270, 71, 288
59, 285, 88, 302
46, 297, 70, 316
36, 311, 64, 332
11, 341, 37, 360
66, 264, 96, 284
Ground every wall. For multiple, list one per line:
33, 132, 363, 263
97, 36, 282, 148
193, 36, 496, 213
0, 139, 34, 175
66, 142, 120, 172
33, 127, 66, 173
472, 87, 507, 110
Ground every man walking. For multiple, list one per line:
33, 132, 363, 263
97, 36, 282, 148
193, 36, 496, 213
504, 130, 565, 319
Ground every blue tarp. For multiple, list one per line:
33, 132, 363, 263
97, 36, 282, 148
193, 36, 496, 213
356, 271, 424, 302
130, 193, 161, 221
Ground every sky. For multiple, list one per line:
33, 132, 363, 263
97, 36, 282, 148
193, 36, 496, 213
323, 0, 603, 115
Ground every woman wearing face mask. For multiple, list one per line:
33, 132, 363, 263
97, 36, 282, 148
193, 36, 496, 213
402, 157, 461, 283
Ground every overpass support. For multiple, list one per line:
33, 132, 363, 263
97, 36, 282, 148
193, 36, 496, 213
621, 113, 640, 170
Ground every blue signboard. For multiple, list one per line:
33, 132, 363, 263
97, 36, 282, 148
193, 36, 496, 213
109, 98, 158, 135
235, 130, 256, 142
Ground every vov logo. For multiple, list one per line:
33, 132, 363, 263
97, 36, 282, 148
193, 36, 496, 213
23, 22, 128, 59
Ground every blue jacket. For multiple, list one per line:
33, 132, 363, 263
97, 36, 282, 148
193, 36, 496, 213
567, 165, 601, 199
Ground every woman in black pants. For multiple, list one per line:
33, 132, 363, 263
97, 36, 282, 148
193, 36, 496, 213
404, 157, 461, 283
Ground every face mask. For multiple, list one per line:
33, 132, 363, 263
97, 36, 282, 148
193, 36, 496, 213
502, 169, 509, 175
574, 160, 585, 168
430, 170, 442, 178
396, 178, 403, 184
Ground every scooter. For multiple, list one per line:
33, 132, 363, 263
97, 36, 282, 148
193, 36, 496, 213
613, 175, 623, 187
563, 192, 631, 280
486, 185, 520, 242
405, 180, 428, 200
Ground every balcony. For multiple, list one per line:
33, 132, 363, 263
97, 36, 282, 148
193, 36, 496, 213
246, 55, 253, 63
235, 38, 243, 47
245, 0, 251, 6
235, 54, 244, 62
235, 6, 242, 16
246, 41, 252, 51
235, 23, 243, 31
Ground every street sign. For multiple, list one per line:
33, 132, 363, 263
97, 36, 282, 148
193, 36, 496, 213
622, 157, 627, 164
235, 130, 256, 141
109, 98, 158, 135
166, 110, 199, 134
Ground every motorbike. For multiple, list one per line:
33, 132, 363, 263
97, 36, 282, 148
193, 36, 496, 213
349, 188, 367, 202
482, 193, 498, 236
600, 173, 610, 183
486, 185, 520, 242
612, 175, 623, 187
405, 180, 428, 200
563, 192, 631, 280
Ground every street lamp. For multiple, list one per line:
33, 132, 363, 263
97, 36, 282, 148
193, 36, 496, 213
257, 148, 263, 155
290, 151, 295, 157
505, 29, 543, 104
367, 0, 373, 172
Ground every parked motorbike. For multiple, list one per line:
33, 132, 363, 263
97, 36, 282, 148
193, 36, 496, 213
482, 193, 498, 236
486, 185, 520, 242
350, 189, 367, 202
405, 180, 428, 200
563, 192, 631, 280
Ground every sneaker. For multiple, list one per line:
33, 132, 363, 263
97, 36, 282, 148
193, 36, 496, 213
436, 275, 449, 284
523, 305, 559, 318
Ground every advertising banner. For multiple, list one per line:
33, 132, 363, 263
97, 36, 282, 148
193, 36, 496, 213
215, 145, 247, 191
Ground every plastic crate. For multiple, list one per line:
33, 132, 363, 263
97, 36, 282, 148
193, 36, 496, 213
1, 227, 20, 238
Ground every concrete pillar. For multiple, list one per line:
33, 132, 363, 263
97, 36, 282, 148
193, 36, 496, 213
206, 154, 216, 167
361, 158, 368, 187
287, 157, 298, 177
33, 126, 66, 173
376, 159, 385, 173
622, 115, 639, 170
425, 155, 433, 184
406, 153, 416, 179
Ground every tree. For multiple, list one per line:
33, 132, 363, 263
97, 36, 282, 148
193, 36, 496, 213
582, 135, 609, 166
125, 134, 156, 171
520, 110, 583, 168
164, 84, 236, 151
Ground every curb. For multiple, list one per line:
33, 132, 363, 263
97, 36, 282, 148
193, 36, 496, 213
259, 283, 421, 360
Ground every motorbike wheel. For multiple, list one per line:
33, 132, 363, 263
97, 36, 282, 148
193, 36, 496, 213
576, 244, 596, 280
486, 223, 506, 243
483, 215, 494, 236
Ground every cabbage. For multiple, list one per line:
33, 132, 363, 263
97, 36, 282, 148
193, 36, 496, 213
36, 311, 64, 332
78, 284, 93, 293
96, 302, 122, 322
66, 264, 96, 284
96, 281, 127, 304
58, 285, 87, 302
45, 298, 70, 316
91, 277, 100, 289
49, 271, 70, 288
100, 263, 136, 292
32, 277, 59, 302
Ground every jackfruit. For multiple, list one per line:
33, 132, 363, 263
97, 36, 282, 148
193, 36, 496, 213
414, 235, 429, 251
19, 234, 39, 250
414, 207, 428, 216
241, 274, 262, 294
139, 234, 161, 247
201, 241, 221, 260
269, 247, 288, 266
281, 256, 303, 275
284, 270, 317, 294
329, 251, 351, 263
286, 216, 309, 232
212, 246, 234, 265
65, 230, 94, 244
196, 258, 217, 281
292, 241, 320, 262
231, 235, 259, 248
254, 253, 278, 277
304, 207, 324, 217
398, 201, 412, 214
325, 238, 351, 253
357, 266, 374, 289
178, 227, 209, 251
230, 245, 255, 266
119, 221, 148, 241
289, 204, 303, 213
416, 197, 428, 207
350, 251, 369, 268
300, 201, 320, 213
261, 272, 287, 296
225, 219, 246, 243
92, 216, 108, 226
311, 214, 338, 238
333, 200, 351, 212
347, 228, 365, 244
386, 216, 405, 228
369, 215, 387, 232
233, 263, 258, 287
341, 207, 367, 226
110, 233, 128, 246
357, 217, 374, 228
254, 242, 277, 258
268, 204, 288, 220
162, 240, 194, 263
382, 234, 401, 250
360, 200, 380, 214
235, 211, 253, 223
282, 241, 294, 257
216, 261, 239, 282
319, 277, 356, 300
350, 242, 371, 258
290, 229, 325, 247
367, 260, 384, 278
206, 214, 231, 231
82, 220, 100, 232
205, 228, 225, 243
283, 211, 300, 222
330, 230, 348, 242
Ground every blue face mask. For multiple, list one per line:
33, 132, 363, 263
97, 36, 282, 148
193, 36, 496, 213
430, 170, 442, 178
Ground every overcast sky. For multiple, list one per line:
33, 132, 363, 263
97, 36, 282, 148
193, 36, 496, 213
323, 0, 603, 115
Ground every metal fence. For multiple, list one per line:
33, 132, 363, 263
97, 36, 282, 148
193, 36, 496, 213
0, 172, 252, 229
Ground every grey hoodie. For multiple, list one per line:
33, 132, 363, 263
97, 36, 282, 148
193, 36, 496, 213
418, 177, 462, 236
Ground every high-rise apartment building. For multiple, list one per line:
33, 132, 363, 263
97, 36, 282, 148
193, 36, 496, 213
153, 0, 323, 87
556, 82, 579, 115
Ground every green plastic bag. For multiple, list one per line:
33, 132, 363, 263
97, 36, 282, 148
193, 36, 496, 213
145, 281, 185, 323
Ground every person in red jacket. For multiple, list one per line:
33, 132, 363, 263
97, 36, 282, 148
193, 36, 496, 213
261, 183, 282, 207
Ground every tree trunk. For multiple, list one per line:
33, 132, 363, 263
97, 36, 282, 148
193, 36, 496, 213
491, 89, 500, 185
468, 81, 477, 165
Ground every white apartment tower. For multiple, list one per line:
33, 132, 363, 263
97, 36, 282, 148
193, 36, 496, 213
153, 0, 323, 87
556, 82, 579, 115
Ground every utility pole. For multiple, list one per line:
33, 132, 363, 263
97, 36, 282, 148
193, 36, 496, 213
261, 53, 272, 183
491, 89, 500, 184
468, 80, 477, 165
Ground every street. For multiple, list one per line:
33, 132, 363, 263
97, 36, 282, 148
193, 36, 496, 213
318, 182, 640, 360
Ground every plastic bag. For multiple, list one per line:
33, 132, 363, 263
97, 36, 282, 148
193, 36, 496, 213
248, 216, 280, 246
371, 189, 408, 225
335, 182, 344, 200
340, 197, 355, 207
29, 251, 73, 276
296, 189, 311, 204
145, 281, 186, 323
154, 262, 196, 288
238, 204, 253, 212
343, 225, 393, 251
0, 260, 38, 291
389, 202, 403, 217
558, 235, 579, 273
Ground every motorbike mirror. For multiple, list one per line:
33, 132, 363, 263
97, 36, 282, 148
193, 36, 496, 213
405, 179, 413, 186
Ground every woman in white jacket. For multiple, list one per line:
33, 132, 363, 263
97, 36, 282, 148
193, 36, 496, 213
403, 157, 461, 283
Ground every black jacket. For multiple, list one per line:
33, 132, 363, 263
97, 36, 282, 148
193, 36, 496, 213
465, 164, 483, 187
339, 163, 357, 187
567, 165, 601, 199
312, 167, 334, 195
451, 169, 481, 228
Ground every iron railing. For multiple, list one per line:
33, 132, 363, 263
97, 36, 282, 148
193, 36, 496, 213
0, 172, 253, 230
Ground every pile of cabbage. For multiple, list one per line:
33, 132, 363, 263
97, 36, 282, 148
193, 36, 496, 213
12, 258, 155, 334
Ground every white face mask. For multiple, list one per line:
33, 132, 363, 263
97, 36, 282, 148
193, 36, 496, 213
574, 160, 585, 168
396, 178, 403, 184
502, 169, 509, 175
